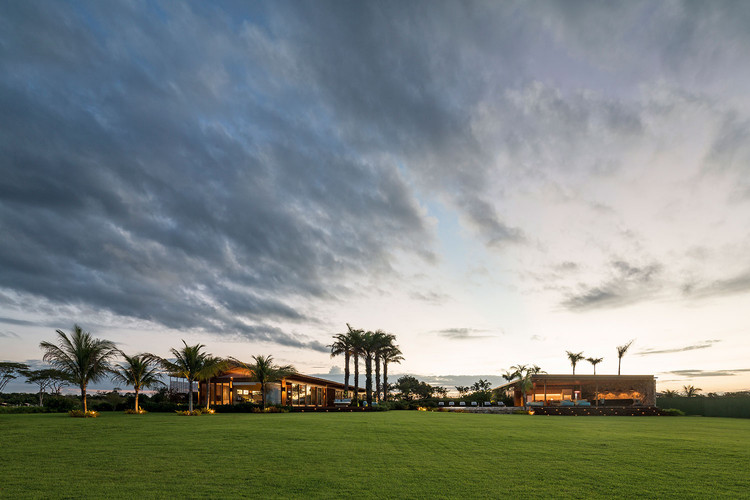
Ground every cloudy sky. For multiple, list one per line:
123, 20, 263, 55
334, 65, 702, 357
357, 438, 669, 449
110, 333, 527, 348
2, 1, 749, 393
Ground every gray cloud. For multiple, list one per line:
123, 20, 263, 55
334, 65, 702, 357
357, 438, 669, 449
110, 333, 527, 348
2, 1, 750, 352
561, 260, 662, 310
682, 270, 750, 299
663, 368, 750, 378
0, 2, 435, 350
637, 340, 721, 356
435, 328, 495, 340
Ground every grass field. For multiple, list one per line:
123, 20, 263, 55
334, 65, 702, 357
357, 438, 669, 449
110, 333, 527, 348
2, 411, 748, 499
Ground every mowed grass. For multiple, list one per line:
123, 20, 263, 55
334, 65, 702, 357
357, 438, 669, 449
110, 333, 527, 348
1, 412, 748, 499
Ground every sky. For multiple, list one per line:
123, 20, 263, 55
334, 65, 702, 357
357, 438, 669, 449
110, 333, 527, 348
2, 1, 749, 394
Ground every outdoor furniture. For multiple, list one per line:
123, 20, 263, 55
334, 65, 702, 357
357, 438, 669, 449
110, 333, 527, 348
560, 400, 575, 407
576, 400, 591, 407
448, 402, 455, 406
527, 401, 543, 407
334, 399, 351, 408
459, 401, 466, 406
483, 401, 491, 406
471, 401, 478, 406
438, 402, 444, 406
496, 402, 505, 407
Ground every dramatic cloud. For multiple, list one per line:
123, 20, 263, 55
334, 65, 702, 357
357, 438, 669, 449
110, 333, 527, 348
638, 340, 721, 356
2, 2, 750, 388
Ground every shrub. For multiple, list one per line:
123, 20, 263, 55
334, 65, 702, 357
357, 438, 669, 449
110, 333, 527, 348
213, 402, 260, 413
0, 406, 49, 414
176, 409, 203, 416
662, 408, 686, 416
124, 409, 148, 414
69, 410, 98, 418
45, 396, 79, 412
140, 401, 188, 413
512, 409, 529, 415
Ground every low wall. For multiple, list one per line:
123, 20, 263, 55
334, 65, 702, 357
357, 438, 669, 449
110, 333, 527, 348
656, 397, 750, 419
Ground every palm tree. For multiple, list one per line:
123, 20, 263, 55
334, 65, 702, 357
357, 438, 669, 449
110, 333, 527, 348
39, 325, 119, 413
160, 340, 209, 412
683, 385, 701, 398
231, 355, 296, 409
346, 325, 365, 406
381, 344, 403, 402
662, 389, 679, 397
328, 329, 354, 397
197, 356, 229, 411
566, 351, 585, 375
587, 357, 603, 375
616, 340, 634, 375
112, 353, 164, 412
361, 330, 374, 406
373, 331, 395, 402
510, 364, 533, 407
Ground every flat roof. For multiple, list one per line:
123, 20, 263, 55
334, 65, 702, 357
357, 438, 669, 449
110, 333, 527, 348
494, 374, 655, 391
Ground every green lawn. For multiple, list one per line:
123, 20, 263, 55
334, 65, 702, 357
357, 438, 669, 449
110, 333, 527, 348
1, 412, 748, 498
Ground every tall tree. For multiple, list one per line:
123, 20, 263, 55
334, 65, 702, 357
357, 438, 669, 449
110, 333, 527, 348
510, 364, 534, 407
328, 329, 354, 397
373, 331, 395, 402
112, 353, 164, 412
566, 351, 585, 375
381, 344, 403, 402
346, 325, 365, 406
360, 330, 390, 406
361, 331, 376, 406
24, 368, 69, 406
586, 357, 604, 375
40, 325, 119, 413
160, 340, 209, 412
0, 362, 29, 393
616, 340, 634, 375
197, 356, 229, 410
231, 355, 296, 409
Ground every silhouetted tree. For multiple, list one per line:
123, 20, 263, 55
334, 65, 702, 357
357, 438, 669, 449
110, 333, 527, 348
566, 351, 585, 375
683, 385, 701, 398
616, 340, 634, 375
0, 362, 30, 393
586, 357, 603, 375
231, 355, 296, 409
112, 353, 164, 412
40, 325, 119, 412
160, 341, 210, 412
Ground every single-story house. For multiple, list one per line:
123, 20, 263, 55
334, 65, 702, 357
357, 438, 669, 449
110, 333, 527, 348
495, 374, 656, 406
192, 367, 366, 408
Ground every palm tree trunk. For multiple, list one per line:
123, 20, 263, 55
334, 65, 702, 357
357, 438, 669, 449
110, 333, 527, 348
205, 377, 211, 410
261, 381, 266, 410
135, 388, 140, 412
344, 352, 350, 397
353, 353, 359, 406
365, 354, 373, 407
82, 385, 87, 412
375, 354, 381, 402
383, 361, 389, 402
188, 379, 194, 412
618, 358, 621, 375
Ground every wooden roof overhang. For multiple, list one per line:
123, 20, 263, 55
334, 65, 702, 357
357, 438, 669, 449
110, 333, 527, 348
493, 374, 655, 391
206, 368, 364, 392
